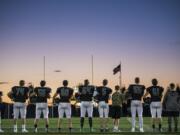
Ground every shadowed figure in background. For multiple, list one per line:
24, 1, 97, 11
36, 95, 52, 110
128, 77, 145, 132
53, 80, 74, 132
163, 83, 180, 132
176, 84, 180, 95
7, 80, 29, 133
121, 87, 128, 117
143, 78, 164, 132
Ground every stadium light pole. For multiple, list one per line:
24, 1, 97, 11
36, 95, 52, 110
119, 61, 122, 88
91, 55, 94, 85
43, 56, 46, 81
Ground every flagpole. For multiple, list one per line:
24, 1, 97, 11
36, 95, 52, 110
119, 61, 122, 88
91, 55, 94, 85
43, 56, 46, 81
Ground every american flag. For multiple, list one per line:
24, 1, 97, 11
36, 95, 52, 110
113, 64, 121, 75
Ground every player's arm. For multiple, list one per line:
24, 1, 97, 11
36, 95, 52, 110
127, 85, 131, 91
162, 90, 169, 109
30, 92, 36, 97
108, 89, 113, 100
126, 85, 132, 99
78, 86, 82, 95
127, 85, 132, 95
75, 87, 82, 102
8, 91, 14, 101
7, 91, 12, 98
52, 92, 58, 103
160, 87, 164, 99
141, 85, 146, 96
93, 87, 99, 102
47, 88, 51, 99
93, 87, 98, 97
30, 87, 37, 97
7, 87, 15, 100
143, 89, 149, 99
26, 87, 30, 99
25, 92, 29, 100
163, 87, 169, 102
52, 93, 58, 104
70, 88, 74, 99
53, 92, 58, 100
52, 92, 58, 99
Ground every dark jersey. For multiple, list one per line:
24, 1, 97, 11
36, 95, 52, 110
96, 86, 112, 103
11, 86, 29, 103
147, 86, 164, 102
56, 87, 74, 103
128, 84, 145, 100
79, 85, 95, 101
34, 87, 51, 103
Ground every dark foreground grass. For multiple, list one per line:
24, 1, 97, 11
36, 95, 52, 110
1, 117, 180, 135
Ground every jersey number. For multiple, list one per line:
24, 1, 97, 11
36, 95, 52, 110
102, 88, 107, 96
61, 88, 69, 96
134, 86, 142, 94
152, 88, 159, 96
16, 88, 25, 96
38, 89, 46, 97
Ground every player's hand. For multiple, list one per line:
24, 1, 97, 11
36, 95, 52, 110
7, 91, 13, 99
30, 92, 36, 97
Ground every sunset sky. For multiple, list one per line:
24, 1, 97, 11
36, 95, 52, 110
0, 0, 180, 102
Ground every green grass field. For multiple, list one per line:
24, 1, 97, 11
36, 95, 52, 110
1, 117, 180, 135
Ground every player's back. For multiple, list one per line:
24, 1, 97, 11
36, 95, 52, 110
96, 86, 112, 103
147, 86, 164, 101
128, 84, 145, 100
34, 87, 51, 103
79, 85, 95, 101
12, 86, 29, 102
57, 87, 74, 102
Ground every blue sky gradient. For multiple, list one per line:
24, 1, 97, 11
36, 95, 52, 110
0, 0, 180, 102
